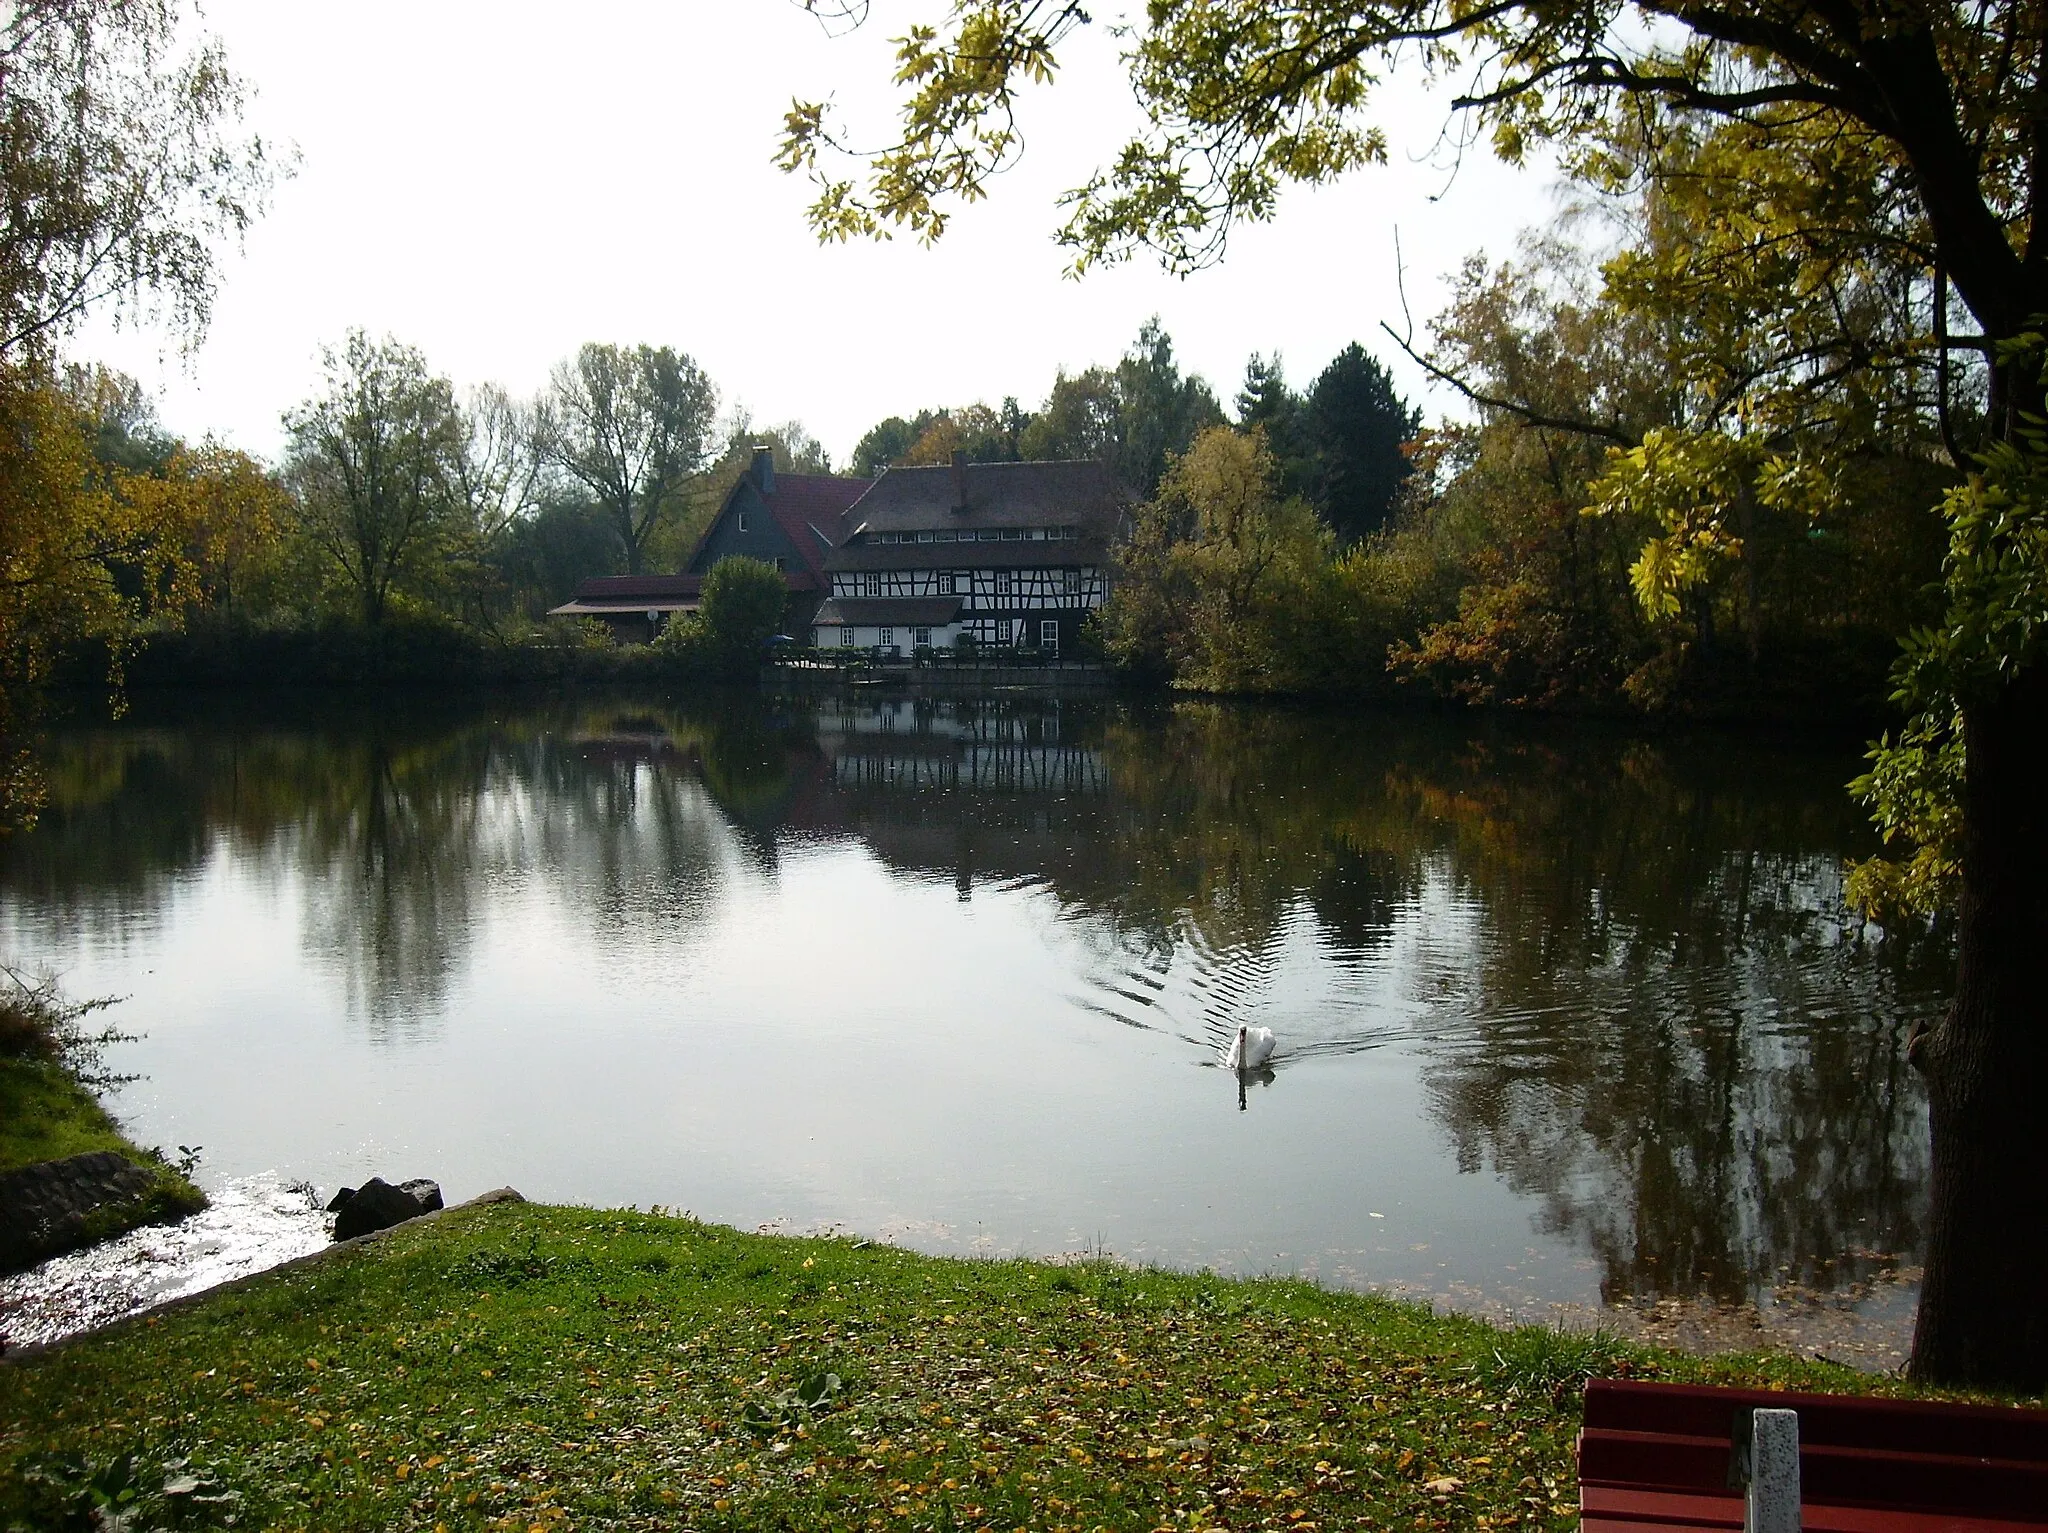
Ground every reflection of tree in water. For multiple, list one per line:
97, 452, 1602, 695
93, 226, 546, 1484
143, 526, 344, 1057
0, 696, 763, 1035
796, 698, 1945, 1303
1423, 862, 1931, 1304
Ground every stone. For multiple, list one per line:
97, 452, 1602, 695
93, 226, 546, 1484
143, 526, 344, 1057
398, 1178, 444, 1213
331, 1177, 434, 1242
0, 1151, 161, 1272
324, 1186, 356, 1213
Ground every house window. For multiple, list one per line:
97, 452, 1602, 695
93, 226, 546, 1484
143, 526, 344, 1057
878, 627, 894, 646
996, 571, 1012, 595
939, 571, 955, 595
997, 618, 1013, 645
1002, 527, 1024, 541
913, 627, 932, 646
773, 556, 787, 572
737, 511, 749, 532
840, 628, 856, 647
862, 572, 881, 597
1040, 620, 1060, 649
1063, 567, 1079, 597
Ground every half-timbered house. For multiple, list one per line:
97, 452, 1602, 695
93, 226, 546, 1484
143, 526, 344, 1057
809, 456, 1127, 653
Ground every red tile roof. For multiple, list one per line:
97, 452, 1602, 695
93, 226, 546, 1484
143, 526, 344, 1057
758, 473, 872, 585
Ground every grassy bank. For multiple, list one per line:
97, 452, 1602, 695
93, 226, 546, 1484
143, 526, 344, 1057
3, 1200, 2019, 1533
0, 975, 205, 1256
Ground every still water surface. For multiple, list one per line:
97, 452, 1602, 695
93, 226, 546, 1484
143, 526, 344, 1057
0, 693, 1945, 1352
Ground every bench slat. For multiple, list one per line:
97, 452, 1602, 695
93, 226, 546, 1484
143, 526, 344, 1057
1583, 1486, 2048, 1533
1584, 1381, 2048, 1464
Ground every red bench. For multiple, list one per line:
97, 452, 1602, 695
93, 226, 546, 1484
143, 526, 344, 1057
1579, 1378, 2048, 1533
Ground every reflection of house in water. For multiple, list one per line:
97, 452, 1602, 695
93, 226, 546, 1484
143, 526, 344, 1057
770, 699, 1115, 897
814, 699, 1108, 795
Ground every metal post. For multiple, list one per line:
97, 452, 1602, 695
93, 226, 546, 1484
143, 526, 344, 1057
1744, 1408, 1801, 1533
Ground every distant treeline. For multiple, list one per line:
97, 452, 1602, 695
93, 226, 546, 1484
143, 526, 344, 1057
7, 224, 1945, 740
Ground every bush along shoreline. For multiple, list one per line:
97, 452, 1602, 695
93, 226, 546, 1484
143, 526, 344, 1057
3, 1198, 2037, 1533
0, 969, 205, 1275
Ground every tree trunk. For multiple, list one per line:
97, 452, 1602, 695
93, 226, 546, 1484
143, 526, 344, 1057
1906, 663, 2048, 1389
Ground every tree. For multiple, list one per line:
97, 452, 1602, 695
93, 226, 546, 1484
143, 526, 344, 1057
1307, 344, 1419, 543
1020, 320, 1225, 494
0, 0, 275, 363
1100, 426, 1339, 690
670, 555, 789, 677
718, 413, 835, 476
1234, 353, 1317, 504
536, 343, 718, 574
0, 0, 274, 826
783, 0, 2048, 1388
439, 383, 542, 631
128, 441, 286, 619
283, 332, 464, 627
0, 372, 197, 821
1233, 345, 1421, 539
851, 412, 938, 476
901, 401, 1018, 465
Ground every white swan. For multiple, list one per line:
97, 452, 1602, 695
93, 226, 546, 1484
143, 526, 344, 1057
1225, 1024, 1276, 1071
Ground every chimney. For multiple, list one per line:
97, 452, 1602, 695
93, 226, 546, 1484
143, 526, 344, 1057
950, 449, 968, 512
751, 445, 776, 495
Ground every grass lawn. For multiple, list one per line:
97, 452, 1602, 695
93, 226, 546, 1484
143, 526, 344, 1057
0, 1057, 160, 1175
0, 1057, 204, 1249
6, 1199, 2028, 1533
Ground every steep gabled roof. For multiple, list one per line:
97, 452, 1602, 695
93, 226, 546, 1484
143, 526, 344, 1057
683, 466, 872, 588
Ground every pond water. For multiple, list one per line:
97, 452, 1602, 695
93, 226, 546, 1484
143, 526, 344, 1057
0, 692, 1946, 1360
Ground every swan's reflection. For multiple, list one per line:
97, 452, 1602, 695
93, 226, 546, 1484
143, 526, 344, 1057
1237, 1064, 1276, 1112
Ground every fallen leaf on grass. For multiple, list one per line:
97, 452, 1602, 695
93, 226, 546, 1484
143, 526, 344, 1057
1423, 1476, 1464, 1495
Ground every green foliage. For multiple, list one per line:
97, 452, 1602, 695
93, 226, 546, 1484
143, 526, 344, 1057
1475, 1325, 1640, 1407
0, 0, 275, 362
1307, 343, 1421, 541
535, 342, 719, 575
282, 332, 468, 627
1101, 426, 1352, 692
851, 412, 936, 476
1849, 343, 2048, 921
1229, 345, 1420, 540
1074, 319, 1229, 495
657, 555, 789, 677
852, 322, 1224, 496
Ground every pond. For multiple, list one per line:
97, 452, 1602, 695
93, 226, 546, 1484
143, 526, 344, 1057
0, 691, 1946, 1361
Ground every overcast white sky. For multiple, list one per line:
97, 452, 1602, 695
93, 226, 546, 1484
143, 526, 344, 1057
76, 1, 1566, 469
